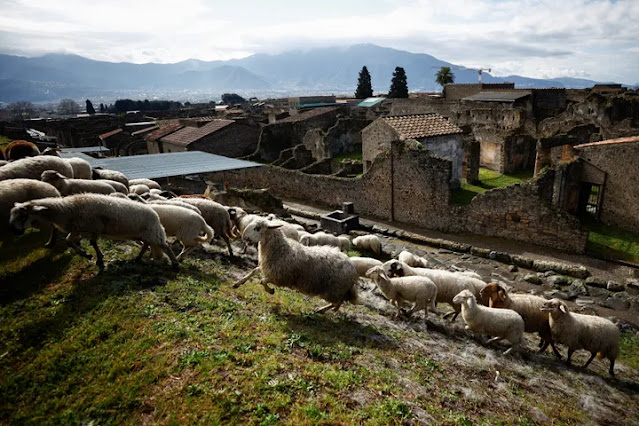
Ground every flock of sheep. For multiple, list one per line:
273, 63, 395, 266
0, 151, 621, 377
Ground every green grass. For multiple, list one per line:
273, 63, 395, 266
333, 151, 362, 163
0, 235, 637, 424
452, 167, 534, 205
0, 134, 11, 150
586, 219, 639, 264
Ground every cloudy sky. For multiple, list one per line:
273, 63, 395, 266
1, 0, 637, 83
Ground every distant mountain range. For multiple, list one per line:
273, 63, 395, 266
0, 44, 624, 103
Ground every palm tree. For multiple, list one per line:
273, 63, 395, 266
435, 66, 455, 88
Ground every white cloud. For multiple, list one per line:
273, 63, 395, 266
0, 0, 637, 83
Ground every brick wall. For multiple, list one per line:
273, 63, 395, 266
190, 123, 260, 158
204, 140, 587, 252
577, 142, 639, 232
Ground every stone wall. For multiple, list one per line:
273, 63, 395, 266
302, 118, 369, 161
205, 140, 587, 252
418, 134, 463, 187
361, 119, 397, 172
190, 122, 260, 158
576, 142, 639, 233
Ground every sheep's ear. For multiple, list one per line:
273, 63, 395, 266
466, 298, 473, 309
498, 290, 506, 301
559, 303, 567, 314
266, 222, 283, 229
31, 205, 48, 213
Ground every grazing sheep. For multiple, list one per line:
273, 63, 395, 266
145, 204, 214, 260
366, 265, 439, 319
92, 167, 129, 187
97, 179, 128, 194
398, 250, 429, 268
129, 178, 161, 190
129, 184, 150, 195
149, 199, 202, 214
384, 260, 487, 319
41, 170, 116, 196
233, 218, 358, 313
349, 256, 383, 277
4, 140, 41, 160
453, 290, 525, 355
179, 197, 235, 256
0, 179, 61, 246
0, 156, 74, 181
480, 283, 562, 359
300, 231, 349, 251
10, 193, 178, 269
65, 157, 93, 179
540, 299, 619, 376
352, 234, 382, 255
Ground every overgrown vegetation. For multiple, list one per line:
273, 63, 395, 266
452, 167, 534, 205
1, 236, 638, 424
586, 219, 639, 264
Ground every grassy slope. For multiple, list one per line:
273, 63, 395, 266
586, 220, 639, 264
452, 168, 533, 205
1, 235, 639, 424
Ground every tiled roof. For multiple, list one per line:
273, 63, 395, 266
462, 91, 532, 102
277, 107, 337, 123
382, 114, 463, 139
160, 119, 234, 147
99, 128, 123, 140
131, 126, 158, 136
145, 123, 184, 141
574, 135, 639, 149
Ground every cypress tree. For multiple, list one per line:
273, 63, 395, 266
355, 66, 373, 99
388, 67, 409, 98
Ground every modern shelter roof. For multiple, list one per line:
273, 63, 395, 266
87, 151, 262, 179
462, 91, 531, 102
60, 146, 109, 153
357, 97, 386, 107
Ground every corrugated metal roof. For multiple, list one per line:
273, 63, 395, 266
357, 97, 386, 108
160, 120, 234, 147
574, 135, 639, 149
462, 91, 532, 102
382, 114, 463, 139
60, 146, 109, 153
87, 151, 261, 179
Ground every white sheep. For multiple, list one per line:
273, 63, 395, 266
540, 298, 620, 376
383, 260, 487, 320
148, 199, 202, 214
0, 178, 61, 246
65, 157, 92, 179
366, 265, 439, 319
480, 283, 562, 359
352, 234, 382, 255
145, 204, 214, 260
129, 184, 150, 195
0, 156, 74, 181
398, 250, 429, 268
233, 218, 359, 313
92, 167, 129, 187
453, 289, 525, 355
96, 179, 128, 195
41, 170, 116, 196
349, 256, 383, 277
300, 231, 349, 251
0, 160, 9, 167
179, 197, 235, 256
129, 178, 161, 190
10, 193, 178, 269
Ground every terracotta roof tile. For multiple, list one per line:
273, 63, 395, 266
277, 107, 338, 123
160, 119, 234, 147
382, 114, 463, 139
145, 123, 184, 141
574, 135, 639, 149
99, 128, 123, 140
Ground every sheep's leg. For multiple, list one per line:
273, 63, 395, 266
550, 343, 562, 360
503, 344, 518, 355
486, 336, 503, 345
176, 243, 195, 261
89, 237, 104, 270
232, 267, 260, 288
66, 233, 92, 259
565, 348, 574, 367
134, 243, 150, 262
582, 352, 597, 370
260, 277, 275, 295
609, 359, 615, 377
160, 244, 179, 269
45, 226, 58, 248
315, 303, 336, 314
224, 236, 234, 257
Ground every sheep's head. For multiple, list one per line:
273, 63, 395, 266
10, 202, 49, 235
242, 218, 282, 245
540, 298, 568, 314
365, 265, 387, 280
383, 259, 405, 277
41, 169, 64, 183
480, 282, 505, 301
452, 289, 475, 305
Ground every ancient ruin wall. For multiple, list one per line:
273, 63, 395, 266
577, 142, 639, 233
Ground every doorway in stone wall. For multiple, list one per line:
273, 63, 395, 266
578, 182, 602, 219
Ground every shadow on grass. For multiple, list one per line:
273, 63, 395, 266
278, 309, 399, 350
14, 259, 180, 350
